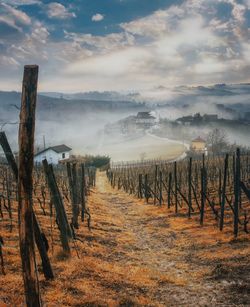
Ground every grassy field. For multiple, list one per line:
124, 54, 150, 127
96, 134, 186, 162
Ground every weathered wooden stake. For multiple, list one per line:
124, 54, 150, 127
0, 236, 5, 275
0, 131, 54, 280
43, 159, 71, 253
200, 167, 206, 225
168, 172, 172, 208
220, 154, 228, 231
234, 148, 240, 237
174, 162, 178, 213
188, 157, 192, 217
159, 171, 163, 206
18, 65, 41, 306
154, 165, 158, 205
80, 163, 86, 222
144, 174, 149, 203
71, 163, 79, 228
0, 131, 18, 180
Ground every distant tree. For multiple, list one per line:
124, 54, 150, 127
84, 155, 110, 168
140, 152, 146, 161
207, 128, 228, 154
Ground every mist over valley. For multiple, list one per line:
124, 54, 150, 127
1, 83, 249, 161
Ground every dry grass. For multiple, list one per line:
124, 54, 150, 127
0, 171, 249, 306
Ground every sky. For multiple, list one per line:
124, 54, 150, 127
0, 0, 249, 92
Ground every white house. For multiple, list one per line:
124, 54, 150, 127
34, 144, 72, 164
135, 112, 156, 126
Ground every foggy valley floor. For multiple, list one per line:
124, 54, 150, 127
91, 133, 187, 162
0, 171, 249, 306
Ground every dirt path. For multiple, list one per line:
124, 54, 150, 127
60, 171, 248, 307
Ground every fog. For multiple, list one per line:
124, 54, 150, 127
0, 84, 249, 161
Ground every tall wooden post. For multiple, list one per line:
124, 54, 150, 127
234, 149, 240, 237
168, 172, 172, 209
154, 165, 158, 205
18, 65, 41, 306
220, 154, 228, 231
80, 164, 86, 222
174, 162, 178, 213
0, 131, 18, 180
188, 157, 192, 218
144, 174, 149, 203
218, 169, 222, 206
43, 160, 71, 253
159, 171, 163, 206
0, 131, 54, 280
71, 163, 79, 228
200, 167, 206, 226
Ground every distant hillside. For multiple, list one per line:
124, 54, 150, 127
0, 91, 146, 122
41, 91, 139, 102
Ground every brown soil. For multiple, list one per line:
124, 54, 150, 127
0, 171, 249, 306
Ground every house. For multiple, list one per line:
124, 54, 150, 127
203, 114, 218, 121
191, 136, 206, 153
176, 115, 193, 126
34, 144, 72, 164
135, 112, 156, 127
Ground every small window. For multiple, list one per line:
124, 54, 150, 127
62, 153, 65, 159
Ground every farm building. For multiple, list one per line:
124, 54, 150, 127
135, 112, 156, 127
191, 136, 206, 153
34, 144, 72, 164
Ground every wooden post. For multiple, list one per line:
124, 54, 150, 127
43, 159, 71, 253
6, 173, 13, 231
0, 131, 18, 180
154, 165, 158, 205
174, 162, 178, 213
188, 157, 192, 218
218, 169, 222, 206
144, 174, 149, 203
33, 213, 54, 279
220, 154, 228, 231
0, 129, 54, 280
159, 171, 163, 206
50, 164, 72, 237
71, 163, 79, 228
138, 174, 142, 199
234, 148, 240, 237
0, 236, 5, 275
80, 164, 86, 222
168, 172, 172, 209
18, 65, 41, 306
200, 167, 206, 225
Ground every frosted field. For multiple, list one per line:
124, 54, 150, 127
95, 133, 187, 162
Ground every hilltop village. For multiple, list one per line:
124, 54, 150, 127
104, 110, 250, 156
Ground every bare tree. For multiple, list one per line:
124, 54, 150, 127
140, 152, 146, 161
207, 128, 228, 154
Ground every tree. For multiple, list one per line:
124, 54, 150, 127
207, 128, 228, 154
140, 152, 146, 161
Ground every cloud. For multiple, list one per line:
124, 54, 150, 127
120, 6, 183, 38
64, 31, 135, 54
92, 13, 104, 22
243, 0, 250, 9
0, 15, 22, 33
1, 0, 41, 5
1, 3, 31, 25
0, 55, 20, 67
0, 3, 31, 44
47, 2, 76, 19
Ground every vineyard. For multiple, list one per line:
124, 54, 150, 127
0, 65, 249, 306
108, 151, 250, 237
